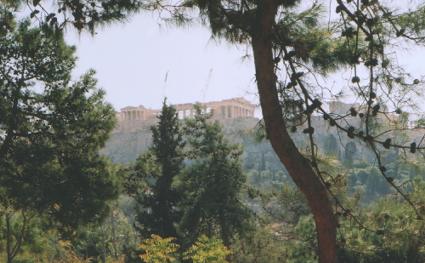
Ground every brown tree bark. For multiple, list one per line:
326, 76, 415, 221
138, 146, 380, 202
6, 213, 13, 263
250, 1, 337, 262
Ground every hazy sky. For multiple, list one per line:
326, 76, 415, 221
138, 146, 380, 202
64, 8, 425, 114
65, 13, 257, 111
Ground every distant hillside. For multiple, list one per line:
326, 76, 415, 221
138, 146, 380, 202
104, 100, 425, 166
101, 113, 425, 202
101, 117, 264, 164
102, 111, 425, 169
100, 114, 385, 165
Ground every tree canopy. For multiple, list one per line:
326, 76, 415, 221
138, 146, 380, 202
0, 15, 118, 230
130, 101, 184, 238
178, 107, 251, 245
5, 0, 425, 262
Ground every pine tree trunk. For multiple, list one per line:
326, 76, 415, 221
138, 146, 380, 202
6, 213, 13, 263
250, 1, 337, 262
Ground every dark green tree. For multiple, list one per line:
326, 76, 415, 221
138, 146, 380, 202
130, 101, 184, 238
0, 13, 118, 239
73, 205, 138, 263
15, 1, 425, 262
178, 107, 251, 246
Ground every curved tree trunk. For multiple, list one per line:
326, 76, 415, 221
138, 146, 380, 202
250, 1, 337, 262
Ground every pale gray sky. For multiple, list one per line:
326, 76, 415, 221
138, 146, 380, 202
64, 8, 425, 114
65, 13, 258, 111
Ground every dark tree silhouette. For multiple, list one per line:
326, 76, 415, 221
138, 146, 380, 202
0, 12, 118, 235
11, 1, 425, 262
129, 100, 184, 238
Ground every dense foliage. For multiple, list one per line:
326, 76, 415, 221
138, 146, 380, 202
0, 8, 119, 263
178, 107, 251, 245
128, 104, 251, 258
0, 18, 118, 229
3, 0, 425, 262
130, 101, 184, 238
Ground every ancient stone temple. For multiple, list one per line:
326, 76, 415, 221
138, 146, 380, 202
174, 97, 255, 120
116, 105, 159, 122
116, 97, 256, 122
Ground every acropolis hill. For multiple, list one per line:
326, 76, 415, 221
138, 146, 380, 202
104, 99, 425, 163
115, 97, 256, 132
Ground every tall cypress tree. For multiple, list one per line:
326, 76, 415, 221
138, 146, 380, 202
133, 100, 184, 238
20, 1, 425, 261
178, 106, 251, 246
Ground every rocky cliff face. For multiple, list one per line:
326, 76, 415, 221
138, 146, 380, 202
101, 115, 372, 165
101, 117, 261, 163
102, 100, 425, 166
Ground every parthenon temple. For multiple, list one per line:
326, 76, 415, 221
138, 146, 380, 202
116, 97, 256, 122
